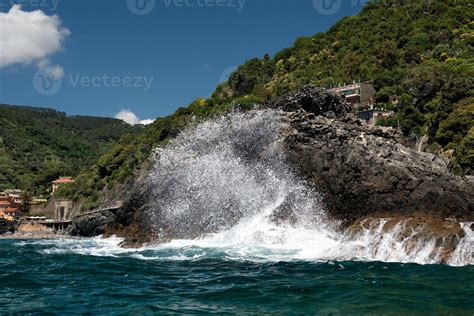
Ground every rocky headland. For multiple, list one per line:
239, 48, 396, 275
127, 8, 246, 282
275, 86, 473, 224
70, 86, 474, 251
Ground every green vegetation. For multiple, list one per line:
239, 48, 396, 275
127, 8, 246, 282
20, 190, 32, 215
5, 0, 474, 210
0, 105, 142, 195
58, 98, 239, 210
214, 0, 473, 171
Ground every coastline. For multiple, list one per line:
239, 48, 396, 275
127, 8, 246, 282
0, 233, 69, 239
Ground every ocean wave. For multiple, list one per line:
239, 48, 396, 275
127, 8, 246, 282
14, 215, 473, 266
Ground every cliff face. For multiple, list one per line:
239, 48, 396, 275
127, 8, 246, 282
71, 87, 473, 245
276, 87, 473, 224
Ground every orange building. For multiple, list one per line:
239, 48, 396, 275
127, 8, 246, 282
52, 177, 74, 193
4, 207, 21, 217
0, 200, 10, 210
0, 196, 21, 209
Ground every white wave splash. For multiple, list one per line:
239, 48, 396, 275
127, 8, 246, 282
15, 215, 473, 266
448, 223, 474, 266
15, 109, 472, 266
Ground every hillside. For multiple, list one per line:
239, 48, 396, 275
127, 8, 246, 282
217, 0, 473, 170
0, 105, 142, 194
63, 0, 473, 210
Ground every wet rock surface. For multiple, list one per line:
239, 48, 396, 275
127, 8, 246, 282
70, 174, 155, 243
70, 210, 117, 237
276, 86, 473, 224
345, 212, 470, 263
0, 218, 15, 235
270, 86, 352, 118
73, 86, 473, 247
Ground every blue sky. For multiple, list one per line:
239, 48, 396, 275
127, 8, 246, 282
0, 0, 364, 122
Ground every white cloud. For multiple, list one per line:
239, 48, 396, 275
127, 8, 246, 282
115, 109, 154, 125
139, 119, 155, 125
115, 109, 140, 125
40, 62, 64, 79
0, 5, 70, 76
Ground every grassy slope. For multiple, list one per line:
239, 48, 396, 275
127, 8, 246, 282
0, 105, 142, 195
63, 0, 474, 210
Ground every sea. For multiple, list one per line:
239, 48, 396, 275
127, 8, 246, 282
2, 109, 472, 315
0, 237, 473, 315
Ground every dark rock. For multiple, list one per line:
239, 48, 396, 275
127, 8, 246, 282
72, 173, 155, 244
346, 213, 467, 263
277, 88, 473, 224
70, 210, 117, 237
0, 218, 15, 235
270, 85, 351, 118
83, 86, 473, 245
104, 181, 154, 245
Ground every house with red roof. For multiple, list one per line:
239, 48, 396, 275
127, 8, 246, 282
4, 207, 21, 217
52, 177, 74, 193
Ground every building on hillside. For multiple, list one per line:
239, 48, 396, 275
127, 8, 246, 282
52, 177, 74, 193
54, 199, 74, 220
4, 189, 22, 197
0, 194, 22, 218
4, 207, 21, 218
1, 189, 22, 204
0, 209, 14, 221
30, 198, 75, 221
0, 196, 21, 210
31, 198, 48, 208
0, 200, 10, 212
357, 109, 395, 126
329, 82, 375, 109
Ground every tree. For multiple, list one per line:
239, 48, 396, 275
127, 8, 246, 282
20, 191, 32, 216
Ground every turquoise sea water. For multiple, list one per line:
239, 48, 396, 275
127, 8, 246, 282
1, 238, 473, 315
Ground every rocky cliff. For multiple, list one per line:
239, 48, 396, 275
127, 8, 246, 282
276, 86, 473, 224
0, 218, 15, 235
71, 87, 473, 246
